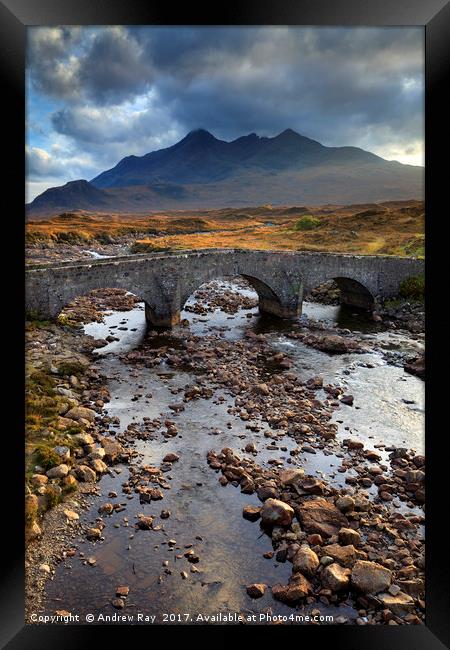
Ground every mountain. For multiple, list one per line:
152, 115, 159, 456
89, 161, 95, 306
27, 129, 423, 217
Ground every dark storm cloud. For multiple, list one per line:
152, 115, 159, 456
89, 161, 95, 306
26, 26, 424, 199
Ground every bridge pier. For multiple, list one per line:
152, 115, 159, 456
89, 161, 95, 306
144, 303, 180, 328
258, 296, 302, 319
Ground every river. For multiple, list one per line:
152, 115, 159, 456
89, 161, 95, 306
44, 279, 424, 624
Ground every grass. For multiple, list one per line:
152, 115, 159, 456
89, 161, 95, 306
26, 200, 424, 257
293, 215, 321, 231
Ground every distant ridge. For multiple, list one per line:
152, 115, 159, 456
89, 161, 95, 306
27, 129, 423, 217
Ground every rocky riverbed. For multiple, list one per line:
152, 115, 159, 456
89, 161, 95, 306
25, 279, 425, 625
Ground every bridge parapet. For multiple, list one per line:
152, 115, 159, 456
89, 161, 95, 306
25, 249, 424, 326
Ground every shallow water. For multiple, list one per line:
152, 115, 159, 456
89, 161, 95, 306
44, 280, 424, 624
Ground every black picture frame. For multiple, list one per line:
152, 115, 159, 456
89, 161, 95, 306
3, 0, 449, 647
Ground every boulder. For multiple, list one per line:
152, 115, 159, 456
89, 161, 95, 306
292, 545, 319, 577
323, 543, 356, 567
46, 464, 69, 479
72, 433, 95, 446
90, 459, 108, 474
242, 505, 261, 521
272, 574, 311, 603
163, 452, 180, 463
31, 474, 48, 487
298, 498, 348, 538
351, 560, 392, 595
54, 446, 70, 461
66, 406, 96, 422
279, 468, 305, 487
75, 465, 97, 482
335, 496, 355, 513
377, 591, 415, 616
338, 527, 361, 546
260, 498, 294, 527
101, 438, 123, 463
321, 563, 351, 592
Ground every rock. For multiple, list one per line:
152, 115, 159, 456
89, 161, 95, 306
39, 563, 51, 574
343, 438, 364, 450
90, 459, 108, 474
137, 516, 153, 530
88, 447, 105, 461
116, 586, 129, 597
272, 574, 311, 603
242, 505, 261, 521
163, 452, 179, 463
63, 475, 78, 490
397, 579, 424, 597
255, 383, 270, 396
340, 394, 354, 406
25, 494, 39, 518
256, 484, 278, 501
279, 468, 305, 487
28, 521, 42, 539
98, 503, 114, 515
323, 543, 356, 567
54, 446, 70, 461
260, 498, 294, 527
86, 527, 101, 541
292, 545, 319, 576
321, 563, 351, 591
75, 465, 97, 482
308, 334, 361, 354
338, 527, 361, 546
66, 406, 96, 422
63, 509, 79, 521
298, 498, 348, 538
351, 560, 392, 595
101, 439, 123, 463
73, 433, 95, 446
377, 592, 415, 616
31, 474, 48, 487
404, 354, 425, 380
160, 510, 171, 519
335, 496, 355, 513
246, 583, 266, 598
46, 464, 69, 479
111, 598, 125, 609
245, 442, 257, 453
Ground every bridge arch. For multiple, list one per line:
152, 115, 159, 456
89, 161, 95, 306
305, 275, 375, 310
177, 271, 297, 323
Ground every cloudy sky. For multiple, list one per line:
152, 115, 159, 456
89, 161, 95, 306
26, 26, 424, 201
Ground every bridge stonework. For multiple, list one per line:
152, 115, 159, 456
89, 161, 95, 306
25, 249, 424, 327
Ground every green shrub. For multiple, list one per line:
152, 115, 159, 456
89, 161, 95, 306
34, 445, 61, 471
56, 360, 86, 377
294, 215, 321, 231
398, 274, 425, 301
45, 485, 62, 508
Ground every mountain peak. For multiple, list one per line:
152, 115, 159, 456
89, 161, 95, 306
183, 128, 217, 143
274, 128, 302, 139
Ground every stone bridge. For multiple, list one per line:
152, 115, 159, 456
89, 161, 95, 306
25, 249, 424, 327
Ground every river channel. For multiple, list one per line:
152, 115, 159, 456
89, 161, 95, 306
44, 279, 424, 624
